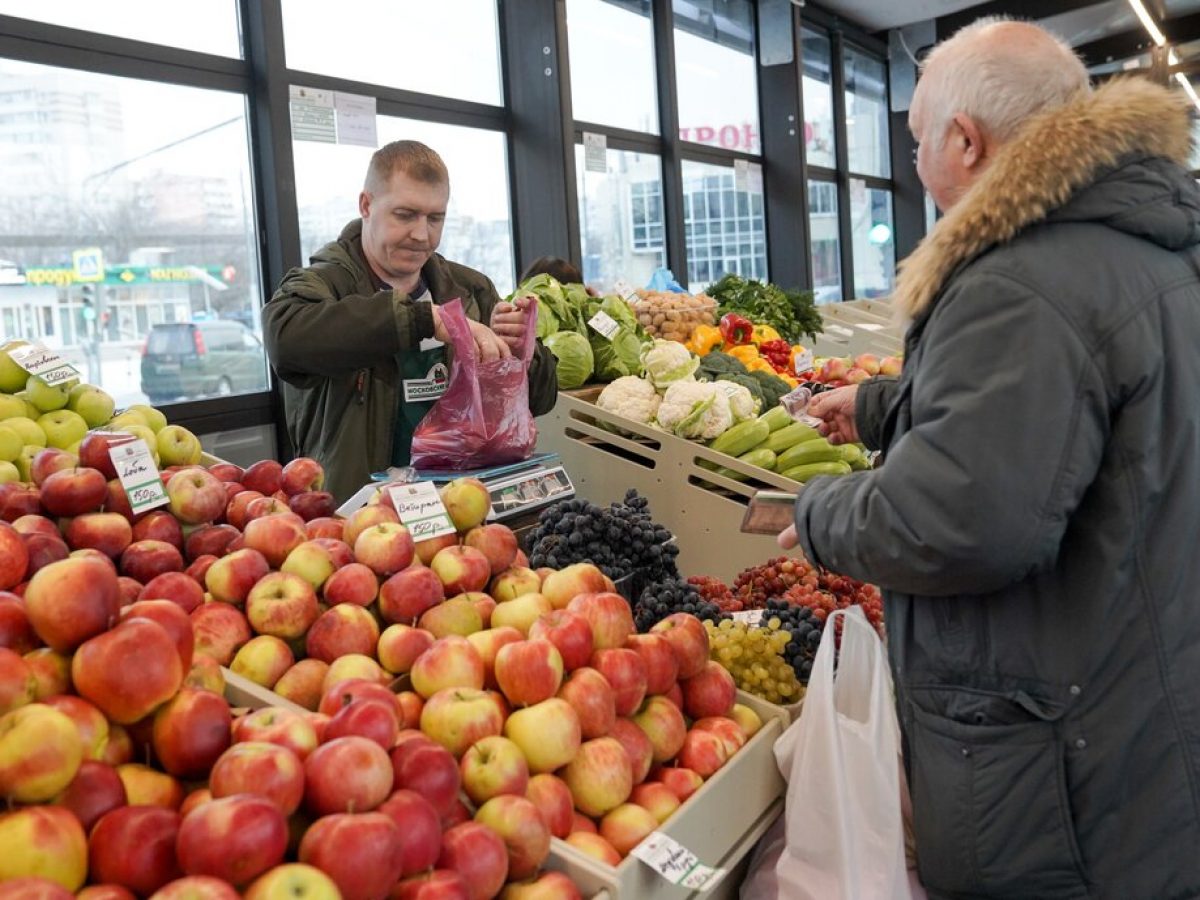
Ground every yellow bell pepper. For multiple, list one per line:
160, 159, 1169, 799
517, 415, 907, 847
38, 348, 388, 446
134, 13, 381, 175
751, 324, 781, 345
747, 359, 777, 375
686, 324, 723, 356
726, 344, 761, 365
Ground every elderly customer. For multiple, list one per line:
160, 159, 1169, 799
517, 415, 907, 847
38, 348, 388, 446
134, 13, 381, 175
784, 18, 1200, 899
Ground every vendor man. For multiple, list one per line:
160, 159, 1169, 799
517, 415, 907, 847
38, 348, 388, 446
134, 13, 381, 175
263, 140, 558, 501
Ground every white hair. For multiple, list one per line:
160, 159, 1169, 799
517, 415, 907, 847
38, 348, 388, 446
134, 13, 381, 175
919, 16, 1091, 147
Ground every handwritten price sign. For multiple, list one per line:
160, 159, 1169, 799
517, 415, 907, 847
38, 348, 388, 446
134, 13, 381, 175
389, 481, 455, 540
631, 832, 726, 891
7, 342, 80, 386
109, 440, 169, 515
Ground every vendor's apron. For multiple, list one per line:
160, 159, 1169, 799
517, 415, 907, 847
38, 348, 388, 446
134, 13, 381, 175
392, 336, 449, 467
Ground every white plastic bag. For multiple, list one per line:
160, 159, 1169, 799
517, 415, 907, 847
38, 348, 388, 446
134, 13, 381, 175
770, 607, 919, 900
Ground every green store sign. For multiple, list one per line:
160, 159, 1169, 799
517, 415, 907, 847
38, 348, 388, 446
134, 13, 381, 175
21, 265, 227, 288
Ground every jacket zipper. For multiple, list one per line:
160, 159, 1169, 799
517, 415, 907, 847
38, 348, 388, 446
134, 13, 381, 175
355, 369, 367, 405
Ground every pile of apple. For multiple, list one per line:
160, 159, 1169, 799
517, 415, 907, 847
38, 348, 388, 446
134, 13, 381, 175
801, 352, 902, 388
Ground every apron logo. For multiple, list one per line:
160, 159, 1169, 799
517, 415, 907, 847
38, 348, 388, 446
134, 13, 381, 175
403, 361, 450, 403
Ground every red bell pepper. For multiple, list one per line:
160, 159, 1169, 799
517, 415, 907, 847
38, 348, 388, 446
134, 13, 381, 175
758, 339, 793, 370
719, 313, 754, 345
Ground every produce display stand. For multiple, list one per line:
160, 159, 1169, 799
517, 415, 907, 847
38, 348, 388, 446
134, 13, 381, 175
221, 667, 309, 714
535, 389, 802, 583
542, 691, 788, 900
813, 299, 904, 359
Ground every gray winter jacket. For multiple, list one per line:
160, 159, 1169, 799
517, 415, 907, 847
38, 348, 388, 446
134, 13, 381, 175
794, 79, 1200, 899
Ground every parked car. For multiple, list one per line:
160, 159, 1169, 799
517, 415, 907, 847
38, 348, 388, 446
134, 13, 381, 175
140, 319, 268, 403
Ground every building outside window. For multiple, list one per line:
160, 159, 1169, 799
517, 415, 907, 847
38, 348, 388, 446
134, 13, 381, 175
681, 160, 766, 293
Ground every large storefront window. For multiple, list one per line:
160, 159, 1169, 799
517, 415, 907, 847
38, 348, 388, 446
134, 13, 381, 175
808, 180, 841, 303
844, 45, 890, 179
850, 180, 895, 298
0, 58, 264, 408
567, 0, 659, 134
681, 159, 766, 293
801, 28, 836, 170
674, 0, 760, 154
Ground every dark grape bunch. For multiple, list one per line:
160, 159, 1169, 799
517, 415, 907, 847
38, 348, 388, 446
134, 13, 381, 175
528, 489, 680, 582
764, 598, 822, 683
633, 577, 724, 633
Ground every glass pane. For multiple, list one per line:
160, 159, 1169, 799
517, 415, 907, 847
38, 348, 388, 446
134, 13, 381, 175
575, 145, 665, 293
844, 46, 890, 178
850, 180, 895, 299
681, 159, 767, 293
808, 179, 841, 303
283, 0, 502, 106
567, 0, 658, 134
674, 0, 760, 154
801, 28, 835, 169
294, 118, 515, 296
0, 0, 241, 57
0, 58, 265, 408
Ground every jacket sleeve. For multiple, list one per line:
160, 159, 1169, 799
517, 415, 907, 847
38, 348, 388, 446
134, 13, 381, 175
794, 272, 1109, 597
262, 263, 433, 383
854, 376, 899, 451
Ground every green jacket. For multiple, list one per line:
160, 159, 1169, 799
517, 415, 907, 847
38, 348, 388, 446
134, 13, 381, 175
263, 219, 558, 501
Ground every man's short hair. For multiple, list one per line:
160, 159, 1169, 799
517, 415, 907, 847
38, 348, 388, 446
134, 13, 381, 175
364, 140, 449, 194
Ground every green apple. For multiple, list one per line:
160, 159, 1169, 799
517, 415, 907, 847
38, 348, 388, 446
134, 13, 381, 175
14, 445, 39, 482
118, 424, 161, 465
67, 384, 116, 428
15, 393, 39, 419
157, 424, 202, 466
0, 394, 25, 421
25, 375, 72, 413
109, 410, 149, 430
0, 461, 17, 483
0, 424, 20, 462
128, 404, 167, 433
4, 417, 45, 448
0, 342, 30, 393
37, 409, 88, 450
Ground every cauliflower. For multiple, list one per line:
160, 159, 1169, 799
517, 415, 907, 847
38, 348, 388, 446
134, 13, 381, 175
596, 375, 661, 425
641, 339, 700, 391
656, 380, 733, 440
714, 380, 760, 422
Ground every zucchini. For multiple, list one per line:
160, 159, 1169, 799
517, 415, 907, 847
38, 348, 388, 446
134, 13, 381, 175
779, 460, 852, 483
834, 443, 865, 464
709, 419, 770, 458
708, 448, 776, 483
756, 405, 793, 433
761, 422, 822, 455
777, 439, 843, 471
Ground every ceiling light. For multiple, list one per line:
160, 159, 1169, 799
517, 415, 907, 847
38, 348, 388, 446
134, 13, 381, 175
1128, 0, 1167, 46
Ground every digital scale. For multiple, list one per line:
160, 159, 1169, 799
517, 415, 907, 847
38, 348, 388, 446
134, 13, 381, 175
338, 453, 576, 525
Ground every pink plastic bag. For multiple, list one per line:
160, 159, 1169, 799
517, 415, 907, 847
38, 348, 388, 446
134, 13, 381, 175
411, 298, 538, 470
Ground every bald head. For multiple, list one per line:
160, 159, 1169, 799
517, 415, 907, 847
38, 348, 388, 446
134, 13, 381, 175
910, 18, 1089, 211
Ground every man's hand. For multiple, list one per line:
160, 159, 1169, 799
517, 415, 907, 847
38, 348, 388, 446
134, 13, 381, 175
808, 385, 860, 445
778, 524, 798, 550
490, 295, 534, 356
432, 306, 511, 362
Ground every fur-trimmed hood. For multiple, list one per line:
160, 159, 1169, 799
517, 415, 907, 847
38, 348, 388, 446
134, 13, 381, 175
895, 78, 1196, 318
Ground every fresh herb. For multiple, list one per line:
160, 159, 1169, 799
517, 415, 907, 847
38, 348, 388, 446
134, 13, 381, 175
706, 274, 823, 344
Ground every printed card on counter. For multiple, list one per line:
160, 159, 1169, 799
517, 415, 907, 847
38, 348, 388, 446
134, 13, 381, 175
731, 608, 766, 627
588, 310, 621, 340
7, 342, 80, 386
631, 831, 726, 891
109, 440, 169, 516
389, 481, 456, 540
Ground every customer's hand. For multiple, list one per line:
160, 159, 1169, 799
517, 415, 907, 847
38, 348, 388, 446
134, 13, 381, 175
778, 524, 798, 550
490, 295, 534, 356
433, 307, 512, 361
808, 384, 860, 445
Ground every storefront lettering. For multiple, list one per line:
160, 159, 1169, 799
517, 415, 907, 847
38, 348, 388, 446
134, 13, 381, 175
679, 123, 758, 150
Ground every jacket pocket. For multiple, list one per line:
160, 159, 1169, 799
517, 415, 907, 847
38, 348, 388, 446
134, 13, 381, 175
907, 699, 1089, 898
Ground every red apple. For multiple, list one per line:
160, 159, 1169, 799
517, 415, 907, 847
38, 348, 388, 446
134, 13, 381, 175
681, 661, 737, 719
119, 540, 184, 584
23, 556, 120, 653
207, 462, 244, 482
353, 523, 415, 578
232, 636, 295, 689
0, 598, 38, 654
494, 639, 563, 707
297, 811, 403, 900
460, 735, 529, 806
473, 795, 549, 881
556, 667, 616, 740
569, 812, 597, 835
322, 562, 378, 607
460, 592, 496, 627
376, 624, 435, 676
69, 618, 181, 724
100, 724, 133, 767
499, 872, 582, 900
502, 698, 581, 775
136, 572, 204, 614
729, 703, 763, 739
280, 457, 324, 496
22, 533, 70, 578
650, 613, 709, 679
441, 797, 472, 831
693, 716, 747, 758
78, 432, 130, 480
245, 572, 320, 640
0, 704, 83, 805
41, 694, 108, 759
341, 505, 399, 551
62, 513, 130, 559
439, 478, 492, 532
590, 648, 647, 717
566, 831, 622, 866
273, 659, 329, 711
437, 822, 508, 900
317, 679, 399, 719
528, 610, 593, 672
29, 449, 77, 488
599, 802, 657, 857
324, 698, 399, 751
232, 707, 318, 760
184, 524, 240, 562
302, 605, 378, 664
540, 564, 610, 611
430, 546, 491, 596
625, 633, 678, 696
131, 510, 184, 550
376, 789, 442, 877
389, 733, 462, 815
418, 687, 505, 758
608, 718, 653, 784
115, 576, 142, 607
241, 460, 284, 496
414, 532, 457, 567
304, 736, 393, 816
11, 516, 57, 539
288, 490, 335, 522
462, 524, 517, 577
204, 548, 270, 606
183, 655, 225, 694
88, 806, 182, 895
184, 554, 218, 585
561, 737, 633, 818
465, 626, 523, 689
417, 598, 483, 639
305, 516, 344, 541
378, 567, 444, 624
210, 741, 305, 814
0, 805, 87, 890
391, 870, 469, 900
631, 696, 687, 764
243, 515, 307, 569
176, 794, 288, 886
190, 602, 252, 666
566, 593, 633, 650
0, 647, 36, 715
53, 760, 127, 832
396, 691, 422, 729
165, 469, 226, 526
39, 468, 106, 518
524, 773, 573, 839
677, 728, 728, 778
629, 781, 680, 823
226, 490, 265, 530
410, 636, 485, 698
121, 599, 194, 671
114, 763, 183, 809
0, 484, 42, 522
151, 689, 232, 779
77, 885, 137, 900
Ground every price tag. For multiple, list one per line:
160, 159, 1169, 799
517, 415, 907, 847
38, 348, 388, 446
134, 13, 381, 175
7, 342, 80, 387
793, 348, 814, 375
389, 481, 456, 541
631, 832, 726, 891
108, 440, 169, 516
583, 131, 607, 173
731, 608, 766, 626
588, 310, 620, 341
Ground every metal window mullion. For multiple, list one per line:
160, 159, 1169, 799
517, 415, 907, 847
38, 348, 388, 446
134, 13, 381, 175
830, 28, 854, 302
652, 0, 688, 281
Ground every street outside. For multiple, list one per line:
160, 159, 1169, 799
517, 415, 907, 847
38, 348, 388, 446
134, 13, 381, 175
58, 342, 150, 409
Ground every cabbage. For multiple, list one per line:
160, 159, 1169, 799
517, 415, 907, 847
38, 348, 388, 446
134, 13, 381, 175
641, 339, 699, 391
586, 295, 650, 381
545, 331, 594, 390
511, 273, 582, 339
